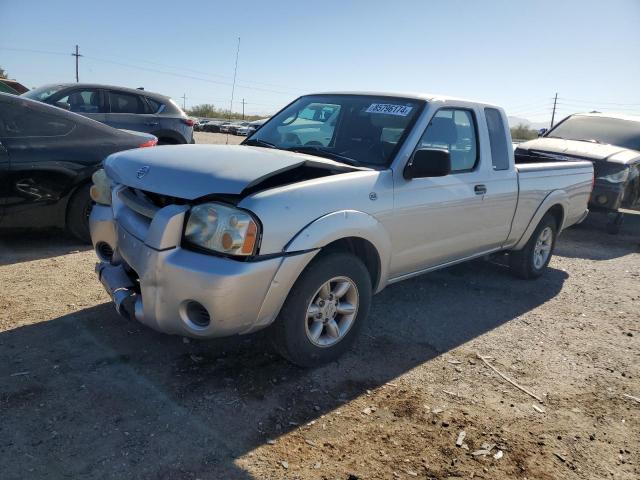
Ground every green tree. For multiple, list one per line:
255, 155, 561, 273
187, 104, 218, 118
510, 123, 538, 141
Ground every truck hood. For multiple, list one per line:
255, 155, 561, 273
517, 138, 640, 165
104, 144, 362, 199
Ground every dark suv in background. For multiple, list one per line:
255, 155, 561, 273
23, 83, 194, 145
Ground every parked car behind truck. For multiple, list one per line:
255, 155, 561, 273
23, 83, 195, 145
516, 112, 640, 233
90, 92, 593, 366
0, 93, 156, 242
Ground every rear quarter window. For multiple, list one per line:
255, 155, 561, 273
145, 97, 162, 113
485, 108, 510, 171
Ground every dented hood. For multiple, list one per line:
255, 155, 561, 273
518, 138, 640, 165
104, 144, 358, 199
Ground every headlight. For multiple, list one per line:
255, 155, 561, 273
90, 168, 112, 205
599, 167, 629, 184
184, 203, 259, 256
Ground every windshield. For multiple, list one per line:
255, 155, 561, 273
246, 94, 424, 167
22, 85, 66, 102
547, 115, 640, 151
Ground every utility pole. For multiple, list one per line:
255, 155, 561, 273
181, 93, 187, 110
71, 45, 82, 83
242, 98, 245, 120
550, 92, 558, 129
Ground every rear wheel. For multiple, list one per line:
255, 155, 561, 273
509, 213, 557, 279
66, 183, 93, 243
270, 252, 372, 367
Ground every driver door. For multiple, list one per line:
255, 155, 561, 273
388, 107, 491, 277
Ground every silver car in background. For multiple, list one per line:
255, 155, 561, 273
23, 83, 195, 145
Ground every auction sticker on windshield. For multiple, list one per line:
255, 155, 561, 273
365, 104, 413, 116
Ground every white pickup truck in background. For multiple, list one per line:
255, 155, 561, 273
90, 92, 594, 366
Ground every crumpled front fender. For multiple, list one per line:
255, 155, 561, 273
284, 210, 391, 292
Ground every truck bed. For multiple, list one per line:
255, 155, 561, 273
506, 160, 593, 248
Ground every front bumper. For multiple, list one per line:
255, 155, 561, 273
90, 204, 316, 338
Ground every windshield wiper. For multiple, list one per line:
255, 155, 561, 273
575, 138, 602, 144
285, 146, 360, 166
244, 138, 277, 148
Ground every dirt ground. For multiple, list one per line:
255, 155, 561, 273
1, 197, 638, 478
194, 131, 245, 145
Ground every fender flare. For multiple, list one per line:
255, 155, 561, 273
512, 190, 569, 250
150, 129, 186, 144
284, 210, 392, 292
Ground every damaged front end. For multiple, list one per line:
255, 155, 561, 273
515, 147, 640, 213
591, 161, 640, 212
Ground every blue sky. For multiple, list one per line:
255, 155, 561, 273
1, 0, 639, 123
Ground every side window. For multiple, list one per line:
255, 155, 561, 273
485, 108, 510, 171
109, 91, 146, 114
418, 108, 478, 172
57, 89, 104, 113
1, 103, 75, 138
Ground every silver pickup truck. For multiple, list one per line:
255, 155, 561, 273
89, 92, 593, 366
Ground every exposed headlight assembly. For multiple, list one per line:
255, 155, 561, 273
90, 168, 112, 205
599, 167, 629, 184
184, 203, 259, 256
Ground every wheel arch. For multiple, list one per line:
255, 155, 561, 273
150, 129, 186, 144
284, 210, 391, 293
513, 190, 568, 251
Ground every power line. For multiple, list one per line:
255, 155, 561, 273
559, 97, 640, 107
0, 45, 302, 95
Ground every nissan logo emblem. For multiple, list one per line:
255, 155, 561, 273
136, 166, 150, 179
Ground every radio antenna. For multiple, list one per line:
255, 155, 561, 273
227, 36, 241, 145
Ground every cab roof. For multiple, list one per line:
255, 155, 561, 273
307, 91, 501, 109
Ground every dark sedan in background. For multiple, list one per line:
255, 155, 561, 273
0, 93, 156, 242
22, 83, 194, 145
516, 112, 640, 233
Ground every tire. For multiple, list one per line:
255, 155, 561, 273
66, 183, 93, 243
509, 213, 557, 279
270, 252, 372, 367
606, 212, 624, 235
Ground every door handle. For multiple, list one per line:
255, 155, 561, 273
474, 184, 487, 195
145, 122, 159, 126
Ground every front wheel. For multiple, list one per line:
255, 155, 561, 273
270, 252, 372, 367
509, 213, 557, 279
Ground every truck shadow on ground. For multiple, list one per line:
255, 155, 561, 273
555, 211, 640, 261
0, 229, 89, 267
0, 260, 567, 479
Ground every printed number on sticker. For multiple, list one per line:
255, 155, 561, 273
365, 104, 413, 116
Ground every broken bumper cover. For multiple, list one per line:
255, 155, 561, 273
89, 204, 317, 338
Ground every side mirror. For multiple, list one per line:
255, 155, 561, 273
55, 101, 71, 111
537, 128, 548, 137
404, 149, 451, 179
